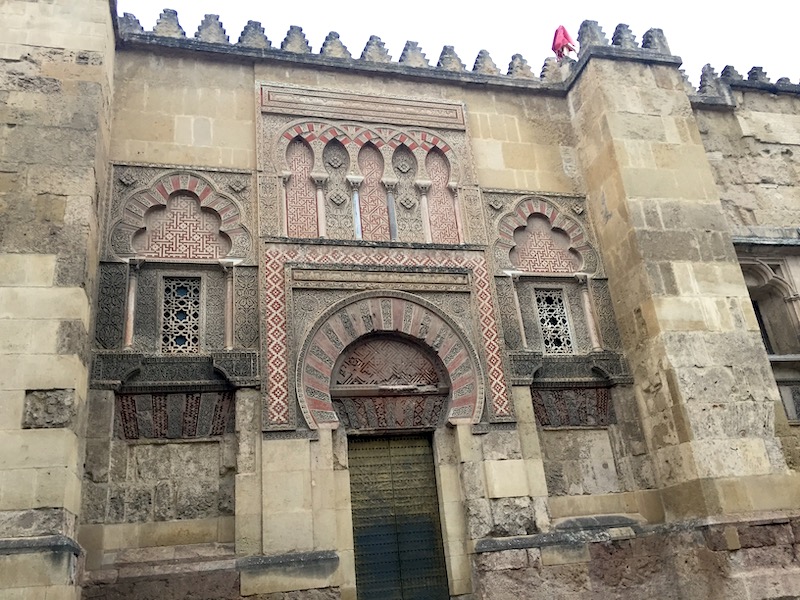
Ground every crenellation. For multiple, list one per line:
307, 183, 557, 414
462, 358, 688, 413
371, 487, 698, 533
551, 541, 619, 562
118, 13, 143, 35
152, 8, 185, 38
320, 32, 351, 60
360, 35, 392, 63
195, 14, 229, 45
437, 46, 466, 72
508, 54, 535, 79
721, 65, 743, 80
281, 25, 312, 54
398, 41, 430, 68
611, 24, 637, 49
748, 66, 770, 83
577, 20, 609, 56
473, 49, 499, 75
641, 28, 670, 54
238, 20, 271, 49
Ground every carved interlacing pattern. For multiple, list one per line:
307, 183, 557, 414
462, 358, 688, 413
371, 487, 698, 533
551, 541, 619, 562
205, 270, 226, 349
392, 145, 423, 243
511, 215, 578, 273
531, 388, 615, 427
357, 144, 390, 241
262, 245, 512, 428
286, 139, 318, 238
96, 263, 128, 349
323, 140, 354, 240
494, 277, 523, 350
235, 267, 259, 349
426, 150, 460, 244
334, 395, 447, 431
335, 338, 441, 386
535, 289, 574, 354
132, 195, 231, 260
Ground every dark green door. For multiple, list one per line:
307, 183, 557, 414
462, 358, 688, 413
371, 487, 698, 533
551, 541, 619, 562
349, 436, 450, 600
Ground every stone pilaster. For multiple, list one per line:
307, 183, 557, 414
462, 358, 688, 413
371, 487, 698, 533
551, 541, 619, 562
569, 50, 800, 519
0, 0, 115, 596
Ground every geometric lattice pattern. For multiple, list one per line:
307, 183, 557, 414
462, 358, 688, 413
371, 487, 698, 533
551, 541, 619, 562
531, 388, 615, 427
263, 244, 512, 429
357, 144, 390, 241
161, 277, 201, 354
426, 149, 460, 244
334, 337, 442, 387
132, 194, 231, 260
286, 138, 319, 238
535, 289, 574, 354
511, 215, 577, 273
115, 391, 235, 439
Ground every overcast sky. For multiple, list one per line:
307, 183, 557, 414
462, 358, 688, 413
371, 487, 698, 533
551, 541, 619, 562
116, 0, 797, 88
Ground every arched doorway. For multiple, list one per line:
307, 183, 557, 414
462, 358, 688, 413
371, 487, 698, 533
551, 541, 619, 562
333, 334, 450, 600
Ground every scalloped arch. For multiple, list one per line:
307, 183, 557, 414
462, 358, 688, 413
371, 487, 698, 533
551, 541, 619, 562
274, 120, 461, 181
110, 172, 251, 261
296, 291, 486, 429
497, 197, 594, 274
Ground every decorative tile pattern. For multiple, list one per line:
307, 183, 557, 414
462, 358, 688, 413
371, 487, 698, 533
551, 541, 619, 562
426, 149, 460, 244
263, 245, 512, 428
132, 194, 231, 260
357, 144, 390, 241
531, 387, 615, 427
285, 138, 319, 238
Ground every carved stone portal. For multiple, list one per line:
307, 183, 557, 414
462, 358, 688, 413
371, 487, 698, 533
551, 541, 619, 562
296, 292, 485, 429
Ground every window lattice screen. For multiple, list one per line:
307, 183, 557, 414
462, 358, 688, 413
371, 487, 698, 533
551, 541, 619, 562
535, 289, 573, 354
162, 277, 201, 353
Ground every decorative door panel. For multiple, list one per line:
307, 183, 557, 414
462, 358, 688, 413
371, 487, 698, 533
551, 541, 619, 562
349, 436, 449, 600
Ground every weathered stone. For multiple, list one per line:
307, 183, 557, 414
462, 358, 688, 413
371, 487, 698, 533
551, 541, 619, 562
399, 42, 429, 68
490, 497, 537, 536
22, 389, 76, 429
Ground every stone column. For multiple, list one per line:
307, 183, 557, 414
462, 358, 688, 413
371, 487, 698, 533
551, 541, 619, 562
0, 0, 115, 596
576, 273, 603, 352
311, 172, 328, 238
279, 171, 291, 236
448, 183, 465, 244
569, 31, 796, 519
416, 180, 433, 243
347, 175, 364, 240
122, 260, 140, 349
383, 177, 399, 241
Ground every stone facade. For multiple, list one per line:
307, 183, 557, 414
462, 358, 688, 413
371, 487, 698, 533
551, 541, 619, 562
3, 3, 800, 599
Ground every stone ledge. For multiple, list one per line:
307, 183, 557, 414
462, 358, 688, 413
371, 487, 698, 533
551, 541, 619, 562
0, 534, 80, 556
237, 550, 338, 570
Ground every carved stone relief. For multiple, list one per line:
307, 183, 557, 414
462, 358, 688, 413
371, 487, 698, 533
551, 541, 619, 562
95, 262, 128, 350
323, 140, 354, 240
235, 267, 260, 349
108, 166, 255, 265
